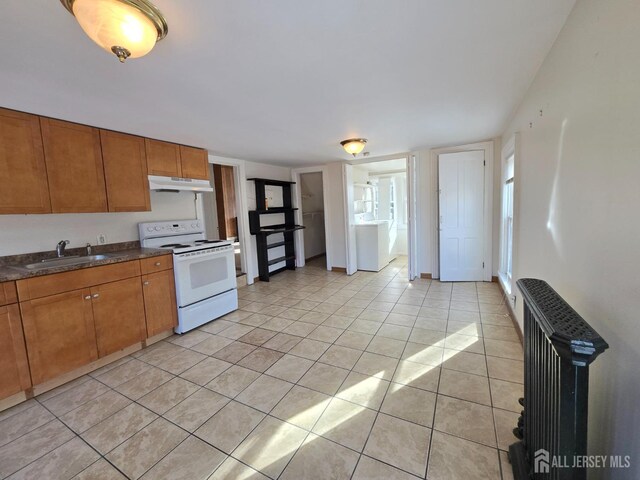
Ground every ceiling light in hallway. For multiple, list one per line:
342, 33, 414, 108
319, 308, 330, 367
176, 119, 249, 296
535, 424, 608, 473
60, 0, 168, 62
340, 138, 368, 157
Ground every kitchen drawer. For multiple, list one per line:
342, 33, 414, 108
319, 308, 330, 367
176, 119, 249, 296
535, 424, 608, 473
140, 255, 173, 274
17, 260, 142, 301
0, 282, 18, 307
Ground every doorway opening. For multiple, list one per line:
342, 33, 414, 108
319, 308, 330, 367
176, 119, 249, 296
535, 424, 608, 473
202, 163, 246, 282
349, 158, 408, 273
300, 172, 326, 264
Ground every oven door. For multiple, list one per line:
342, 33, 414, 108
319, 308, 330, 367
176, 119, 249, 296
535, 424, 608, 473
173, 247, 236, 307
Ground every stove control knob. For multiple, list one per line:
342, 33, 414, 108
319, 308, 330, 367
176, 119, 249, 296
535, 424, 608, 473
146, 227, 153, 232
154, 226, 161, 231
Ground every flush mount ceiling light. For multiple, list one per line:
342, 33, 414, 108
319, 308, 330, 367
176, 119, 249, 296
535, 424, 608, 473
60, 0, 168, 63
340, 138, 368, 157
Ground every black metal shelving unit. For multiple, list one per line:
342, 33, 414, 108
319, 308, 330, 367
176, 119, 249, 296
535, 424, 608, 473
248, 178, 305, 281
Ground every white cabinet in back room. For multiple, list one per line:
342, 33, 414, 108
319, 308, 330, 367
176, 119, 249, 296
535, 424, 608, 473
355, 220, 394, 272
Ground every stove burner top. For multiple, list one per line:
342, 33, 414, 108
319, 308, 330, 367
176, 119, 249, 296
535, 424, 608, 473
161, 243, 190, 248
195, 240, 225, 244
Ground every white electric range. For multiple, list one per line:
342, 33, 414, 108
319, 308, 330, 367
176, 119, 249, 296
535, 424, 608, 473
138, 220, 238, 334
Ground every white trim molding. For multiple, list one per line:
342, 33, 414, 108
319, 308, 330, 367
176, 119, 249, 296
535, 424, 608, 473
498, 133, 520, 299
208, 155, 255, 285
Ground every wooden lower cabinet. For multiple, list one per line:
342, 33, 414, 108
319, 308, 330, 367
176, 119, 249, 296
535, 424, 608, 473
91, 277, 146, 358
0, 304, 31, 399
6, 257, 177, 397
142, 270, 178, 337
20, 289, 98, 385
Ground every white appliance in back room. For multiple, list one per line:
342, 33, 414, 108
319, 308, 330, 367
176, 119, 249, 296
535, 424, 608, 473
139, 220, 238, 333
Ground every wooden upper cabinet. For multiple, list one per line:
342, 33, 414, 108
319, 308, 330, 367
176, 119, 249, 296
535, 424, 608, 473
40, 118, 107, 213
91, 277, 146, 358
101, 130, 151, 212
0, 108, 51, 214
0, 304, 31, 399
145, 138, 182, 177
21, 289, 98, 385
180, 145, 209, 180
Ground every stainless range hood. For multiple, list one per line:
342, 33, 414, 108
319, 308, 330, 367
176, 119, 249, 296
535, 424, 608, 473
148, 175, 213, 193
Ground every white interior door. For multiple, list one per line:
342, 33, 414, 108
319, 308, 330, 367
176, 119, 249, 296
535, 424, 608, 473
343, 164, 357, 275
438, 151, 485, 281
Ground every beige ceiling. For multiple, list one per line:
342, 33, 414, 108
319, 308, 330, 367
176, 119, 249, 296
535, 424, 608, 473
0, 0, 575, 166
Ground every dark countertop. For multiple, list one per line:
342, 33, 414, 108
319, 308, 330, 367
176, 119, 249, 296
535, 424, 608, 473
0, 242, 170, 282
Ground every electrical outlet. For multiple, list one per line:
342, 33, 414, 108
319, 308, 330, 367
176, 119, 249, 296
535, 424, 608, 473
97, 234, 107, 245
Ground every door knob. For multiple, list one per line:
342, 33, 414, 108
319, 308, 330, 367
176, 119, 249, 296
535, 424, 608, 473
84, 295, 91, 300
143, 281, 150, 286
92, 293, 100, 299
155, 262, 161, 266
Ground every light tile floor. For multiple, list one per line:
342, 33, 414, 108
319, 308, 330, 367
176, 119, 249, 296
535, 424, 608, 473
0, 255, 524, 479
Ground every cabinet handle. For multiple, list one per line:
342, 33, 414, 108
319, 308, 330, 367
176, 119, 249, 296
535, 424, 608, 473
92, 293, 100, 299
84, 295, 91, 300
154, 262, 161, 266
143, 281, 150, 286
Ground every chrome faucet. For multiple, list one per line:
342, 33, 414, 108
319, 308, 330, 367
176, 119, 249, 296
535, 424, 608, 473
56, 240, 70, 258
86, 243, 92, 255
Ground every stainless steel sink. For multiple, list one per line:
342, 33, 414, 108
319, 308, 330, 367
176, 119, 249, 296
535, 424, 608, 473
16, 254, 112, 271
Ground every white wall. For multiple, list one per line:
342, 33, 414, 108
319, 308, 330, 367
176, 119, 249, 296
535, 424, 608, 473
501, 0, 640, 477
300, 172, 326, 259
0, 192, 198, 256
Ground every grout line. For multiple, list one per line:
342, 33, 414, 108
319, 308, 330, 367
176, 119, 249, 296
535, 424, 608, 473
423, 278, 450, 479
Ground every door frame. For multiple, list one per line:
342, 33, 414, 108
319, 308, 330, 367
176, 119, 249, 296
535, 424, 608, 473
206, 155, 255, 285
291, 166, 332, 270
430, 141, 494, 282
342, 152, 418, 279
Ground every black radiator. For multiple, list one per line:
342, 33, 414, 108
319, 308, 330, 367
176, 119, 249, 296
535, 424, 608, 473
509, 279, 608, 480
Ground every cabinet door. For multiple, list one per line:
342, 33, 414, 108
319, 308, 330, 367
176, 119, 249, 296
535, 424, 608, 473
91, 277, 146, 357
0, 108, 51, 214
0, 304, 31, 399
40, 118, 108, 213
145, 138, 182, 177
21, 289, 97, 385
101, 130, 151, 212
179, 145, 209, 180
142, 270, 178, 337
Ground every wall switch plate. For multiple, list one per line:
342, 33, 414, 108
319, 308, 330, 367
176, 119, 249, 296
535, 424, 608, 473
97, 234, 107, 245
